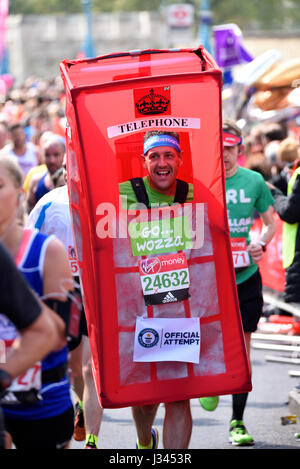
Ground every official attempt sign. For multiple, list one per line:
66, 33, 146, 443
133, 317, 200, 364
60, 47, 251, 409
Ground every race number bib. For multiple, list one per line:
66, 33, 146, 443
138, 253, 190, 306
1, 339, 42, 405
231, 238, 250, 269
8, 364, 42, 393
68, 245, 79, 276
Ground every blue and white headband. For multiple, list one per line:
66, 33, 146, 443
143, 135, 181, 155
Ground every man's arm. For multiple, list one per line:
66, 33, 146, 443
248, 206, 276, 263
42, 237, 74, 301
267, 177, 300, 224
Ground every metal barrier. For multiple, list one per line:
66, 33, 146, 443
263, 289, 300, 319
250, 289, 300, 368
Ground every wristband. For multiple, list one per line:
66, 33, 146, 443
0, 369, 12, 391
258, 241, 267, 252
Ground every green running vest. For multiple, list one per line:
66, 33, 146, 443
282, 167, 300, 269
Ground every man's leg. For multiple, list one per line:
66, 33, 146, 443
230, 331, 254, 445
69, 341, 85, 441
69, 340, 84, 399
244, 331, 252, 364
230, 270, 263, 445
163, 400, 192, 449
232, 331, 252, 421
82, 335, 103, 448
132, 403, 159, 448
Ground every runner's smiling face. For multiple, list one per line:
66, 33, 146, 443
142, 146, 183, 195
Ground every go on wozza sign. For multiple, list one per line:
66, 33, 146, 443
128, 215, 193, 256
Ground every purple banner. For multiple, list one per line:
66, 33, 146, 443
213, 24, 253, 69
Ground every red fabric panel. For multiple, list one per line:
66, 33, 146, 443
251, 214, 285, 293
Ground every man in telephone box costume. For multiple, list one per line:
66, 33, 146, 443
60, 47, 251, 449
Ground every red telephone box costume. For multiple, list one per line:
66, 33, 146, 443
60, 47, 251, 408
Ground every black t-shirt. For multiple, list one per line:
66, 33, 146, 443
0, 242, 42, 330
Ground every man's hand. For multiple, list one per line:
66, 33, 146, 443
247, 242, 264, 264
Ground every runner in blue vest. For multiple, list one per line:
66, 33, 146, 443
0, 156, 74, 449
0, 242, 66, 449
27, 158, 103, 450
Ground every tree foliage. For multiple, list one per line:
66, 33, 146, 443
210, 0, 300, 30
8, 0, 300, 30
9, 0, 82, 14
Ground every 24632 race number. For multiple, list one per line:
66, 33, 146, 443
142, 270, 189, 292
138, 253, 190, 305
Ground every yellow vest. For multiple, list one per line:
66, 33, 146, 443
282, 167, 300, 268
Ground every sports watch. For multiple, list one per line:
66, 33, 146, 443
258, 240, 267, 252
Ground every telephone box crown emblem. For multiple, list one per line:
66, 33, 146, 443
135, 88, 169, 115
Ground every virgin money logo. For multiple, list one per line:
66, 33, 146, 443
140, 257, 161, 275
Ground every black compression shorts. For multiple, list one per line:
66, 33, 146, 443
4, 405, 74, 449
237, 269, 263, 333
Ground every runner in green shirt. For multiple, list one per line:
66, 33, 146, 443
121, 131, 193, 449
200, 119, 276, 444
213, 119, 275, 446
226, 163, 274, 285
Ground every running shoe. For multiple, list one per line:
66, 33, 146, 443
85, 441, 97, 449
85, 434, 98, 449
199, 396, 219, 411
229, 420, 254, 446
73, 401, 86, 442
136, 427, 159, 449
